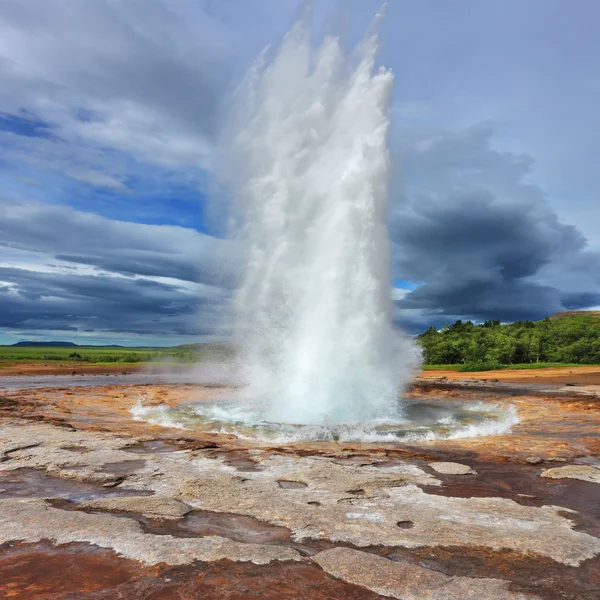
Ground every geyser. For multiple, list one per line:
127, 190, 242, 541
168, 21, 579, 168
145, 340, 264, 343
132, 12, 518, 443
221, 11, 419, 426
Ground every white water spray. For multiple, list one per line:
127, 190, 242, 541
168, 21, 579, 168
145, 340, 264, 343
220, 11, 420, 425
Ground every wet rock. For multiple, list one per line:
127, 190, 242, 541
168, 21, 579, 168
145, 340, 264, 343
79, 496, 191, 520
525, 457, 543, 465
428, 461, 476, 475
541, 465, 600, 483
0, 498, 302, 566
313, 547, 538, 600
45, 466, 123, 487
177, 455, 600, 566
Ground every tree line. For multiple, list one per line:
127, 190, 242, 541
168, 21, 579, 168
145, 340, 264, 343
418, 315, 600, 367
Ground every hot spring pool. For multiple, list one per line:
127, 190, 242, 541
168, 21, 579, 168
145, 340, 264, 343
131, 398, 518, 443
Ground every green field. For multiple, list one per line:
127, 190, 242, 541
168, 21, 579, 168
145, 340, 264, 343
0, 343, 232, 366
3, 311, 600, 371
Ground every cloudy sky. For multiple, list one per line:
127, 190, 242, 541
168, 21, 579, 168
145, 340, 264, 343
1, 0, 599, 345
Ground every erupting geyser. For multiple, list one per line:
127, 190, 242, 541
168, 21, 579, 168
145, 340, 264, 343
132, 11, 518, 442
222, 10, 420, 425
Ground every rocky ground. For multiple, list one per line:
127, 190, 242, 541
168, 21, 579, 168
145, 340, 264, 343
0, 371, 599, 599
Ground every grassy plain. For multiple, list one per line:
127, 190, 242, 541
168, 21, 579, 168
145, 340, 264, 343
0, 344, 231, 368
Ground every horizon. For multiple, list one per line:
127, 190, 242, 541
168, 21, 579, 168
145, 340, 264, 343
1, 0, 599, 345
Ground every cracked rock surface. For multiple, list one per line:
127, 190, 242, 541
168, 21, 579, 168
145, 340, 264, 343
0, 498, 302, 565
1, 380, 600, 599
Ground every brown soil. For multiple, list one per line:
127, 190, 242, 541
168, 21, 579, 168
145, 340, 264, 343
0, 362, 146, 376
420, 365, 600, 386
0, 542, 381, 599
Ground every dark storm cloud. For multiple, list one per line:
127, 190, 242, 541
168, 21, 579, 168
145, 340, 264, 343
0, 200, 239, 289
0, 0, 598, 339
391, 126, 600, 327
0, 200, 235, 337
0, 267, 223, 336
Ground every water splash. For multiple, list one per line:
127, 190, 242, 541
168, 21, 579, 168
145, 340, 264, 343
219, 11, 420, 426
131, 398, 519, 443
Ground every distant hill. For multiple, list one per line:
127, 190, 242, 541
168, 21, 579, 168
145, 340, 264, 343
550, 311, 600, 322
173, 342, 233, 350
11, 341, 124, 347
12, 341, 78, 347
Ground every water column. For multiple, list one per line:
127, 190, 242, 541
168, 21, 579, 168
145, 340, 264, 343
222, 12, 419, 425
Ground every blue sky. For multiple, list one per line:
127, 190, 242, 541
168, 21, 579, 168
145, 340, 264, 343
0, 0, 599, 345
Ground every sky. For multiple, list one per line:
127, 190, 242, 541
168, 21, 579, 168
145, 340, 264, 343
1, 0, 599, 345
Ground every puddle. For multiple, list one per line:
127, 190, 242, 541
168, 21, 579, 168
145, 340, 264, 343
72, 502, 334, 556
224, 455, 264, 472
396, 520, 414, 529
76, 504, 293, 545
176, 511, 292, 544
277, 480, 308, 489
0, 373, 197, 390
123, 440, 178, 454
0, 469, 153, 502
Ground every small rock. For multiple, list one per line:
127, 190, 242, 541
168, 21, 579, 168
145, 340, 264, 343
491, 378, 499, 383
428, 461, 476, 475
526, 456, 543, 465
79, 496, 192, 520
313, 548, 526, 600
541, 465, 600, 483
565, 382, 577, 387
102, 477, 124, 488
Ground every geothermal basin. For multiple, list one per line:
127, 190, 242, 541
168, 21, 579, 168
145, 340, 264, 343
1, 368, 600, 599
131, 394, 519, 443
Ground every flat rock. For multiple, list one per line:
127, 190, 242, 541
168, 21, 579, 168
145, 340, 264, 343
313, 547, 538, 600
428, 461, 476, 475
79, 496, 191, 520
525, 457, 543, 465
0, 498, 301, 566
177, 455, 600, 566
541, 465, 600, 483
3, 423, 600, 568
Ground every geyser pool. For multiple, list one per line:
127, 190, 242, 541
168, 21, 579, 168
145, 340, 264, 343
218, 9, 419, 427
131, 398, 519, 443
